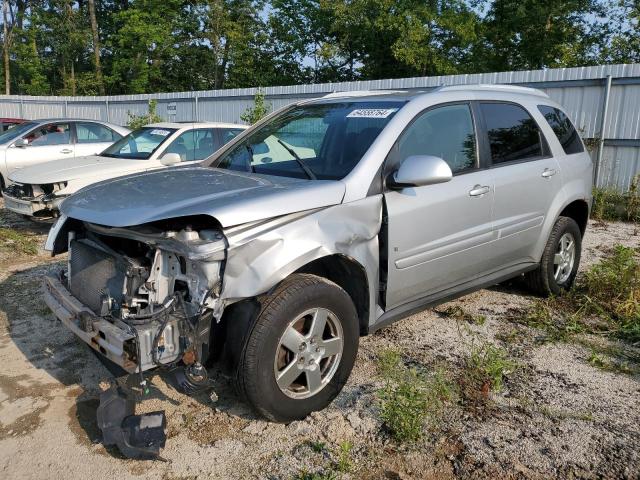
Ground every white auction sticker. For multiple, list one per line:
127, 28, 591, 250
347, 108, 398, 119
149, 129, 171, 136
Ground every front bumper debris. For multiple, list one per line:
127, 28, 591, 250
97, 384, 166, 460
43, 274, 183, 372
42, 274, 139, 372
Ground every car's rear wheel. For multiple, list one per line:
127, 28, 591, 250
525, 216, 582, 296
235, 274, 359, 422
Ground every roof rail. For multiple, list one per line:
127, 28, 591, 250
433, 83, 549, 98
322, 89, 408, 99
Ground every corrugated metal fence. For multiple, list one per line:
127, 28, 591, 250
1, 63, 640, 191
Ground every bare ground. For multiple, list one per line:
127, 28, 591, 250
0, 202, 638, 480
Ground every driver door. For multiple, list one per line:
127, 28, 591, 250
5, 122, 74, 178
384, 103, 496, 310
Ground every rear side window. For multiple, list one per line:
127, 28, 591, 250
480, 103, 544, 164
538, 105, 584, 155
76, 122, 119, 143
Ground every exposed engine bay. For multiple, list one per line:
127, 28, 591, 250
63, 219, 226, 372
44, 218, 228, 459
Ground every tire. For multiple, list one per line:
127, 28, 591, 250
236, 273, 359, 422
525, 216, 582, 296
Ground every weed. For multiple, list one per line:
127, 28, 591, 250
460, 342, 516, 405
293, 470, 337, 480
0, 228, 39, 256
587, 349, 637, 375
591, 176, 640, 223
439, 305, 486, 325
305, 440, 327, 453
335, 441, 353, 473
516, 245, 640, 344
376, 349, 455, 443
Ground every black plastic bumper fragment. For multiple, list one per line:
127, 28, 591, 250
96, 385, 166, 460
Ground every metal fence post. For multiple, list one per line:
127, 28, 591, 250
64, 99, 68, 117
595, 74, 612, 187
105, 100, 110, 122
19, 98, 24, 118
194, 95, 199, 122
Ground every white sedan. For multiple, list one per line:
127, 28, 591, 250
0, 118, 130, 191
3, 122, 246, 218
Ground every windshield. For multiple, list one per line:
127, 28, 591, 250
211, 101, 404, 180
0, 121, 37, 145
101, 127, 177, 159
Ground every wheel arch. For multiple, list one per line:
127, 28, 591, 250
294, 254, 370, 336
558, 199, 589, 236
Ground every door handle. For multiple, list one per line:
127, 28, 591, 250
469, 185, 490, 197
60, 148, 73, 154
541, 168, 557, 178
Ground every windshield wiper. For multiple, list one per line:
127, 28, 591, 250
275, 138, 317, 180
245, 144, 256, 173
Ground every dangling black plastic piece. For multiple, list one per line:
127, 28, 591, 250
96, 384, 166, 460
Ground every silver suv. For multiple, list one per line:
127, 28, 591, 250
44, 85, 592, 426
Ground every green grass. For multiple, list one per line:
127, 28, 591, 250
591, 175, 640, 223
519, 245, 640, 345
0, 228, 39, 256
376, 349, 455, 443
459, 342, 516, 405
439, 305, 486, 325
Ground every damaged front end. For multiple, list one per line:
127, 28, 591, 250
44, 215, 226, 458
3, 182, 68, 217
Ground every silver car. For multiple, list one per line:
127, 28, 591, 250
0, 118, 129, 192
43, 85, 592, 433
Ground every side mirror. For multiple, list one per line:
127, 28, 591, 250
387, 155, 453, 189
14, 138, 30, 148
160, 152, 182, 166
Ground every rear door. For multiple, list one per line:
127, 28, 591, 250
5, 122, 74, 178
479, 102, 562, 267
384, 102, 496, 310
74, 121, 122, 157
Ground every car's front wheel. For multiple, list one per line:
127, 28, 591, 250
236, 274, 359, 422
525, 216, 582, 296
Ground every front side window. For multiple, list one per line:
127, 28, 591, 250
164, 129, 216, 162
24, 122, 71, 146
396, 103, 476, 174
101, 127, 177, 159
0, 121, 37, 144
480, 103, 544, 164
538, 105, 584, 155
212, 101, 403, 180
76, 122, 120, 144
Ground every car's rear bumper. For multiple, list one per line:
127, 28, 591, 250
2, 192, 66, 217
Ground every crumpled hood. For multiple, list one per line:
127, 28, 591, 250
9, 155, 154, 184
60, 166, 346, 227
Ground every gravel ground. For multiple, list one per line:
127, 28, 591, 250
0, 202, 638, 480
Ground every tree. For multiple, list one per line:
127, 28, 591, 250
240, 89, 271, 124
2, 0, 15, 94
474, 0, 608, 70
88, 0, 105, 94
126, 99, 163, 129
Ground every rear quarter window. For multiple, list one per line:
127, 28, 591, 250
479, 102, 546, 164
537, 105, 584, 155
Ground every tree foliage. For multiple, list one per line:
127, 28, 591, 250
0, 0, 637, 96
240, 89, 271, 124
